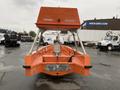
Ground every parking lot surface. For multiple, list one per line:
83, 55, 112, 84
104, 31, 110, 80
0, 42, 120, 90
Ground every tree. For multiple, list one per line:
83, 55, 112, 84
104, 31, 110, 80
29, 31, 36, 37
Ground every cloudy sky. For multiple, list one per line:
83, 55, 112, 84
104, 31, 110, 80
0, 0, 120, 32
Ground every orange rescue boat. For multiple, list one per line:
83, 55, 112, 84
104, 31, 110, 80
23, 7, 92, 76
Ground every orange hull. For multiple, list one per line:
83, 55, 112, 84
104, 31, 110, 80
23, 45, 92, 76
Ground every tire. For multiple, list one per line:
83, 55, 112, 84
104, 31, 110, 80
5, 44, 9, 47
17, 44, 20, 47
107, 45, 113, 51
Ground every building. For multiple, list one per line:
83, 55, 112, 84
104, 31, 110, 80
81, 17, 120, 30
78, 18, 120, 42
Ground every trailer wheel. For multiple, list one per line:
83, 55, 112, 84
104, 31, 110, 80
107, 45, 112, 51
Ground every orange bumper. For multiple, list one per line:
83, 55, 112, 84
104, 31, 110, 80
23, 55, 92, 76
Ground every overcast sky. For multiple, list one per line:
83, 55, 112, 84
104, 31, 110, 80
0, 0, 120, 32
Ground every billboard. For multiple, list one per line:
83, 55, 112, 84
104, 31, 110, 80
83, 22, 108, 26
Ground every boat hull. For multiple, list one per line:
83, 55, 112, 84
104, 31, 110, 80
23, 45, 92, 76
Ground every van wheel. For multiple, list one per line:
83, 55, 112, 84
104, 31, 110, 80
107, 45, 112, 51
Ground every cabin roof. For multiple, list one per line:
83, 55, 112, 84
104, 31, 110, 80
36, 7, 80, 30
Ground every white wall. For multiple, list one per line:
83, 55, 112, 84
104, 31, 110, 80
78, 30, 120, 42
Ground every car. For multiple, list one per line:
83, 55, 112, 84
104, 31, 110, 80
0, 33, 5, 45
21, 36, 34, 42
4, 32, 20, 47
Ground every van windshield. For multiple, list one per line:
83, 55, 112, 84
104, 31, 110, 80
104, 36, 112, 40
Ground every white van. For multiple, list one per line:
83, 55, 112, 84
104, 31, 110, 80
97, 31, 120, 51
43, 31, 64, 44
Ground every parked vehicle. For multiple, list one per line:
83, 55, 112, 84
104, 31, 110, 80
0, 33, 5, 45
21, 36, 34, 42
40, 31, 64, 45
38, 31, 80, 45
4, 32, 20, 47
97, 31, 120, 51
67, 33, 79, 45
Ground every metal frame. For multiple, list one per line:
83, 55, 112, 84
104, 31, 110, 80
28, 29, 87, 55
76, 31, 86, 54
70, 30, 86, 55
28, 29, 45, 55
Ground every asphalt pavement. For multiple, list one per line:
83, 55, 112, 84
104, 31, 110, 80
0, 42, 120, 90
